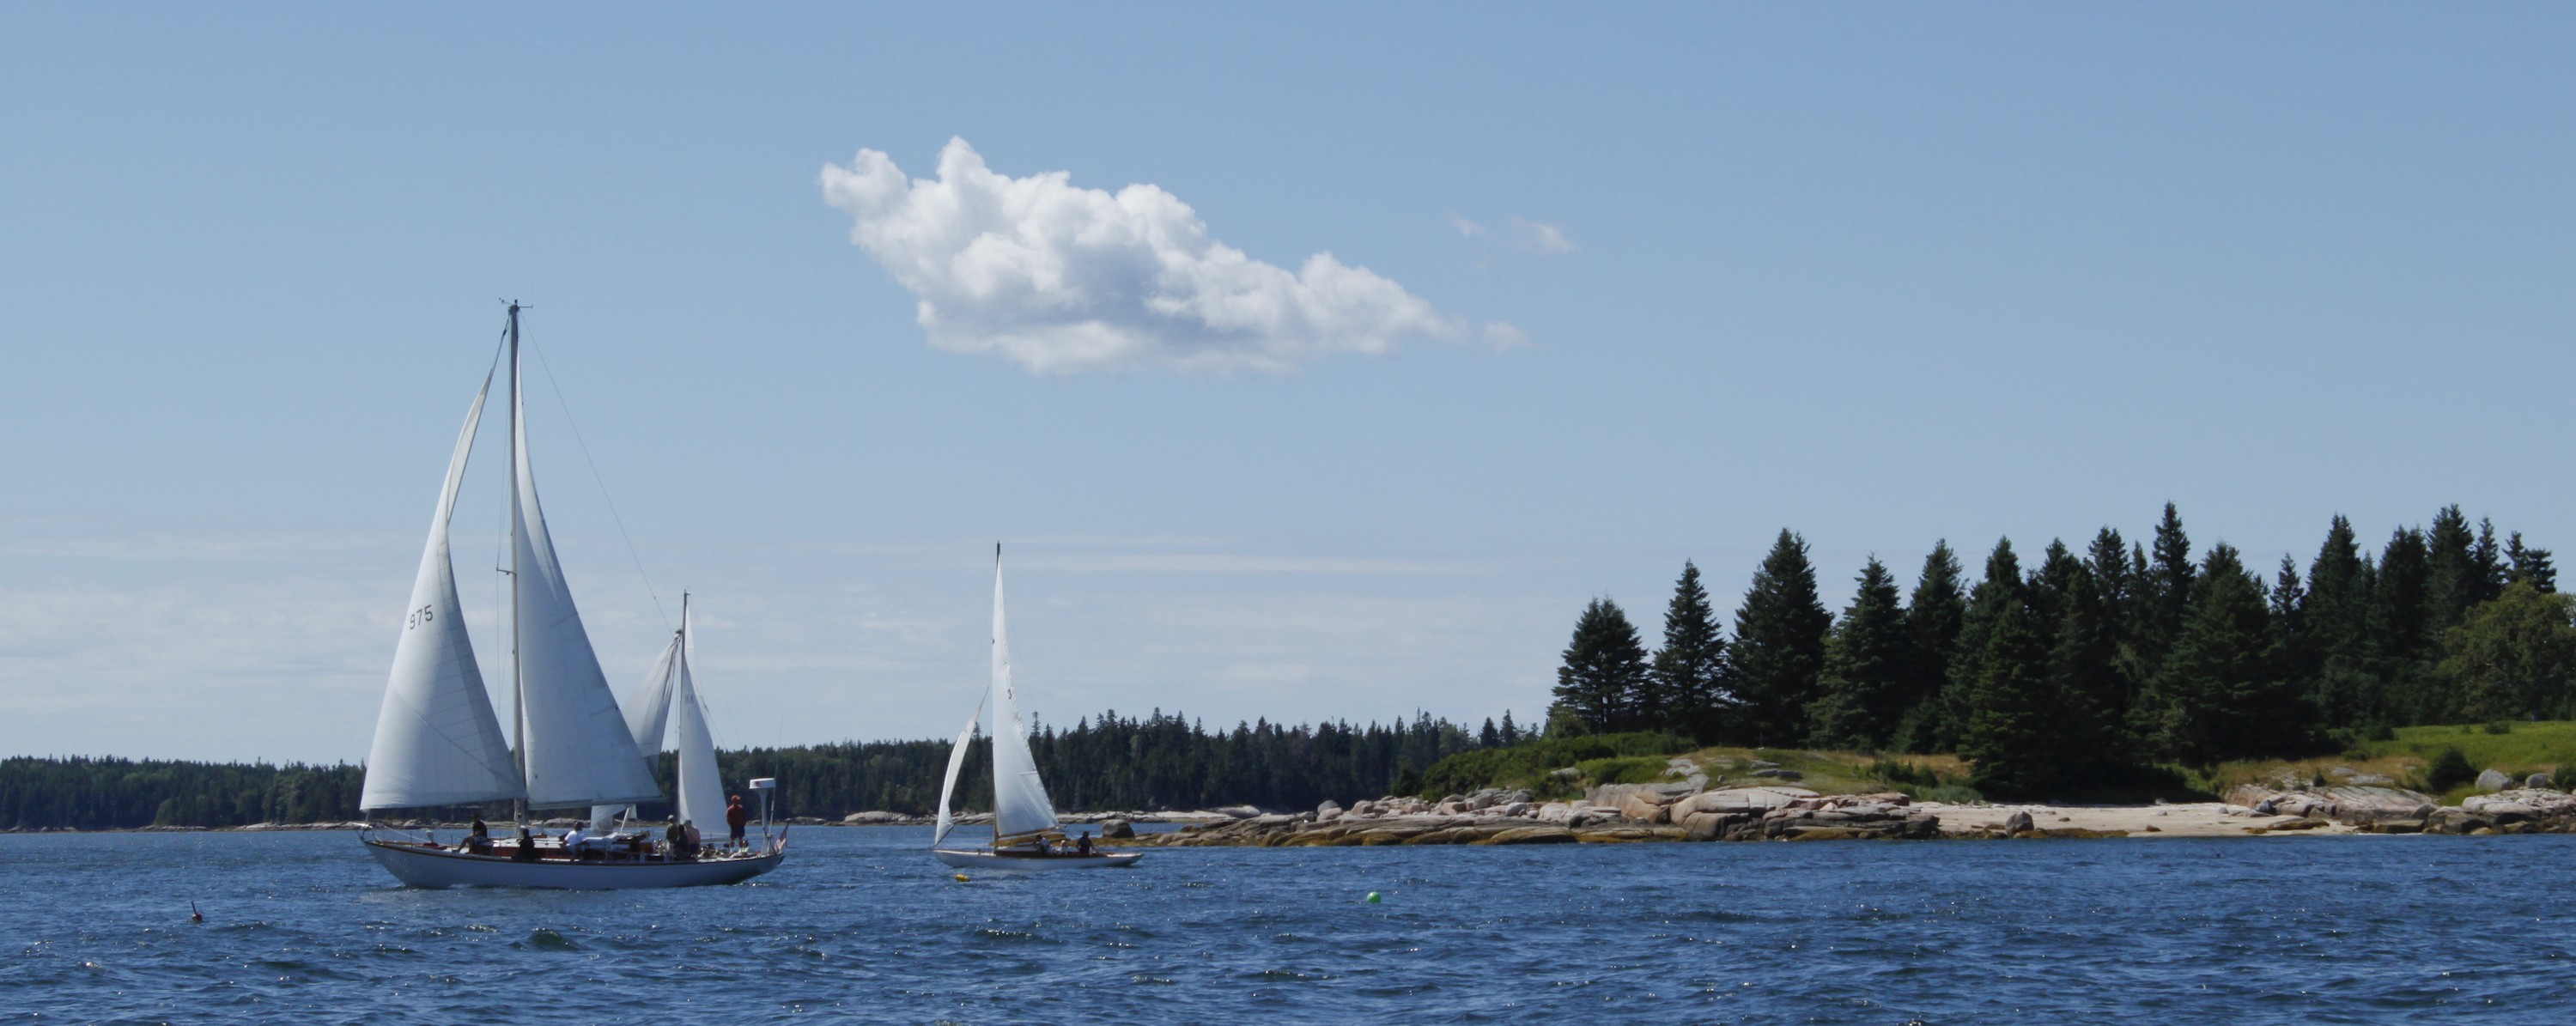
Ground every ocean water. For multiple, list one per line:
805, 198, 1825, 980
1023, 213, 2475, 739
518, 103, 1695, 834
3, 828, 2573, 1024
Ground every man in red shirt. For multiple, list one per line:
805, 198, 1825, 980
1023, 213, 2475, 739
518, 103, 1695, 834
726, 795, 749, 847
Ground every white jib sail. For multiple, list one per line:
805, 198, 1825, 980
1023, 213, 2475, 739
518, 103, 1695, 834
592, 630, 681, 831
932, 698, 984, 847
670, 610, 726, 835
509, 347, 661, 810
361, 371, 525, 810
987, 551, 1060, 840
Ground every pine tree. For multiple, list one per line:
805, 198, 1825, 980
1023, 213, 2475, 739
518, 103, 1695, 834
1650, 561, 1728, 742
1889, 541, 1966, 753
1728, 530, 1833, 746
2141, 543, 2302, 763
2508, 532, 2559, 593
1547, 598, 1650, 735
1479, 718, 1501, 748
1805, 558, 1911, 750
1498, 710, 1521, 746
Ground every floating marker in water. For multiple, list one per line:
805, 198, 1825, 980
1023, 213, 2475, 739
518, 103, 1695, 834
189, 901, 203, 923
954, 874, 971, 883
1364, 891, 1381, 903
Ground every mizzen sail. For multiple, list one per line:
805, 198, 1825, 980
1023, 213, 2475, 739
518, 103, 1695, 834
360, 370, 525, 810
592, 628, 682, 829
669, 607, 726, 833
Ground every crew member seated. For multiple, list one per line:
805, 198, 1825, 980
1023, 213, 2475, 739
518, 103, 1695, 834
512, 826, 538, 862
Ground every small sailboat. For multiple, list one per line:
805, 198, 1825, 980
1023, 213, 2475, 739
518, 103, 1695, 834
931, 546, 1140, 871
356, 304, 785, 889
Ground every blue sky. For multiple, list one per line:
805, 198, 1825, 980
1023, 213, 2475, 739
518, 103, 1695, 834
2, 5, 2569, 762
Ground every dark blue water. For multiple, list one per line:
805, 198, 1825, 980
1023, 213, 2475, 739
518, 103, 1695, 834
4, 829, 2573, 1024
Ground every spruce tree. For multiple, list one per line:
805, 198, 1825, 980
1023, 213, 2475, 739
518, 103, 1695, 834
1890, 541, 1966, 752
1934, 539, 2026, 755
2141, 543, 2302, 763
2048, 546, 2129, 780
1479, 718, 1501, 748
1805, 558, 1911, 750
2304, 515, 2380, 732
1546, 598, 1649, 735
1498, 710, 1520, 746
2427, 505, 2488, 635
2084, 528, 2142, 716
1728, 530, 1833, 746
2134, 503, 2197, 680
2507, 532, 2559, 593
1651, 561, 1728, 742
1958, 594, 2058, 796
2372, 526, 2437, 722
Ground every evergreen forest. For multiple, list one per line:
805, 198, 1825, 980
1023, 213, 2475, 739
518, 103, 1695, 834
0, 710, 1491, 829
1545, 504, 2574, 797
10, 502, 2567, 828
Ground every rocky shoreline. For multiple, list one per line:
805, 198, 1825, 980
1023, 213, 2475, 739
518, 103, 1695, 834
28, 780, 2576, 840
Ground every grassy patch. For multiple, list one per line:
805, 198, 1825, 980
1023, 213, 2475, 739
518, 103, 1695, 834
2355, 721, 2576, 772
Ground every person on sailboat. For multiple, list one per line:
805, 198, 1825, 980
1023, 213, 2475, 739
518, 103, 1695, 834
513, 825, 538, 862
665, 819, 693, 860
726, 795, 748, 848
684, 819, 704, 855
1076, 831, 1094, 856
466, 816, 493, 854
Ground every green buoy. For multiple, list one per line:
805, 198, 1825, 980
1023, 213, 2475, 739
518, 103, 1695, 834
1364, 891, 1381, 903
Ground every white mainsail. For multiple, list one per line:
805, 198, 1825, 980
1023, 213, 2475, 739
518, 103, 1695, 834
932, 698, 983, 847
987, 550, 1060, 840
508, 336, 661, 810
670, 607, 726, 833
360, 371, 525, 810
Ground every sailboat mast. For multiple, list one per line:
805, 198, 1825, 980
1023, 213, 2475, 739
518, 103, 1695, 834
992, 541, 1002, 850
507, 302, 527, 824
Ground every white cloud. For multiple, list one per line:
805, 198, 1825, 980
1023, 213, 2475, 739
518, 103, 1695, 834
1482, 322, 1533, 350
822, 139, 1466, 375
1449, 214, 1490, 238
1512, 217, 1576, 254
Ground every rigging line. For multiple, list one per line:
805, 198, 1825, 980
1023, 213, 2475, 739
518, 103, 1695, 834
523, 332, 671, 633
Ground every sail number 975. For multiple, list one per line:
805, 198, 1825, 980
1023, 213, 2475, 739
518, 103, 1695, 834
407, 604, 434, 629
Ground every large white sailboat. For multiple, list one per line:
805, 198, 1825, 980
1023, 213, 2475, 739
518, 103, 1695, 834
356, 305, 785, 889
931, 546, 1140, 871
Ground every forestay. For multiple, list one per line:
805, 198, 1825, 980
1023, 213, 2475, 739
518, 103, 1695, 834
509, 349, 661, 810
360, 372, 525, 810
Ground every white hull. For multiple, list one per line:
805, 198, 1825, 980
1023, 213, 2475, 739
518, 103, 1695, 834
933, 847, 1141, 871
363, 838, 785, 889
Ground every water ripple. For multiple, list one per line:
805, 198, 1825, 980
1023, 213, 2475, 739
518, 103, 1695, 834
5, 829, 2576, 1022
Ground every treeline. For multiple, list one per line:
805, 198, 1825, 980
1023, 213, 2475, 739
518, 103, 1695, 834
0, 756, 365, 830
1546, 503, 2571, 796
1, 711, 1492, 829
720, 708, 1485, 817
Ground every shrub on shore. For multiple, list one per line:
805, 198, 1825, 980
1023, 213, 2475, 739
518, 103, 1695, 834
1415, 732, 1690, 798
